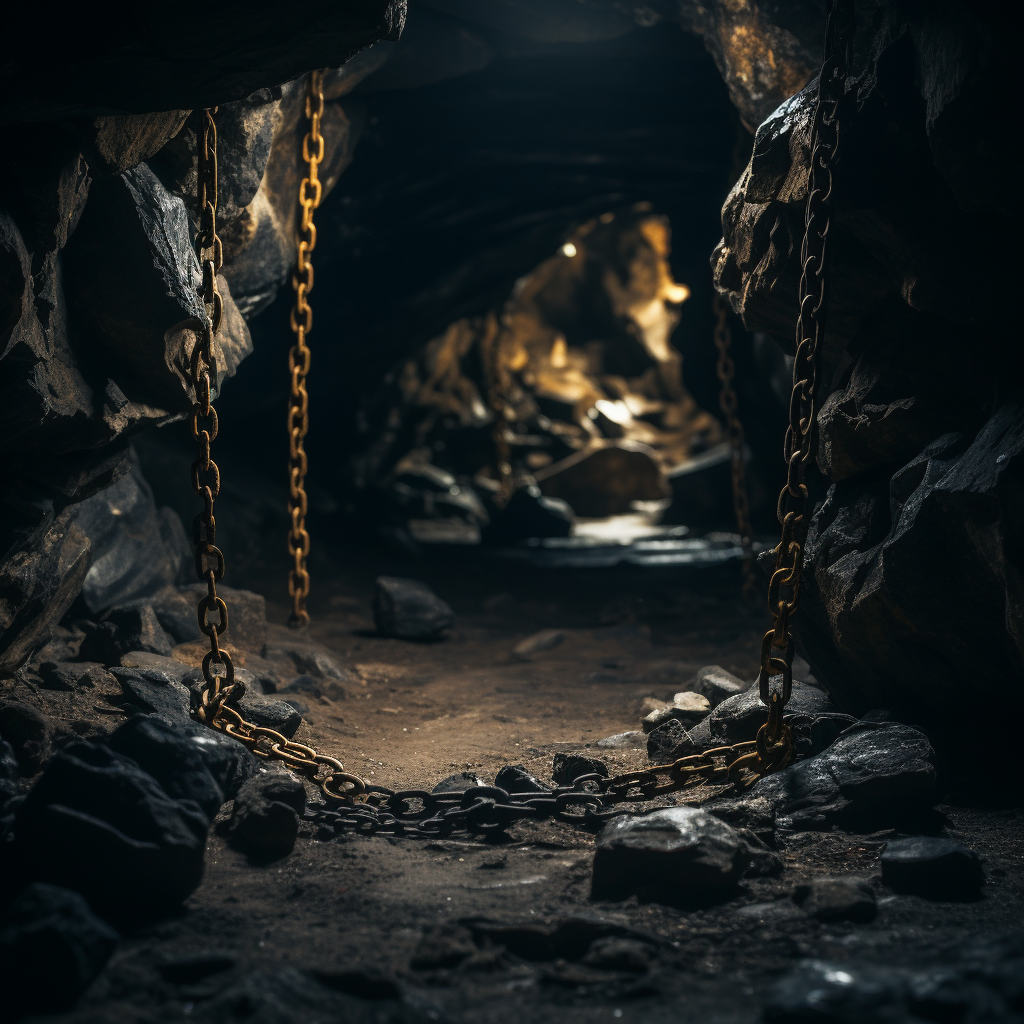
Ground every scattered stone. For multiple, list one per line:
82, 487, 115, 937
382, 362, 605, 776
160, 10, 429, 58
229, 770, 307, 860
148, 586, 202, 644
715, 723, 936, 833
432, 772, 486, 794
0, 883, 120, 1014
37, 660, 107, 691
645, 718, 687, 762
14, 740, 209, 915
373, 576, 454, 640
639, 696, 668, 715
183, 668, 303, 739
511, 629, 566, 660
482, 485, 574, 543
689, 665, 750, 707
581, 937, 654, 972
792, 875, 877, 922
591, 806, 751, 905
157, 951, 237, 984
881, 837, 984, 899
280, 675, 321, 696
182, 583, 267, 653
263, 640, 353, 685
118, 650, 189, 681
109, 715, 225, 819
281, 699, 309, 716
0, 699, 53, 772
764, 959, 911, 1022
495, 765, 551, 794
552, 753, 607, 785
595, 731, 644, 750
78, 604, 174, 664
113, 667, 192, 720
641, 692, 711, 733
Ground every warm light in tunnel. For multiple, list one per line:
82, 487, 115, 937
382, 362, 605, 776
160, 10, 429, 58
664, 282, 690, 303
561, 242, 577, 257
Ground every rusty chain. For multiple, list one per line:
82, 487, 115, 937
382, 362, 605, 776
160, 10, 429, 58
757, 0, 854, 750
193, 0, 851, 835
713, 292, 758, 604
286, 69, 325, 628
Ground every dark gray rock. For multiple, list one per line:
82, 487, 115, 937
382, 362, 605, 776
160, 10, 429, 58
708, 680, 851, 747
118, 650, 189, 681
281, 675, 321, 696
113, 667, 192, 720
374, 576, 454, 640
0, 883, 120, 1014
183, 668, 302, 739
182, 583, 267, 653
37, 661, 107, 691
494, 764, 551, 794
14, 741, 208, 916
716, 723, 936, 834
641, 692, 712, 733
646, 718, 688, 763
689, 665, 750, 708
79, 603, 174, 664
109, 715, 225, 820
881, 837, 984, 900
264, 640, 351, 682
0, 700, 53, 773
552, 753, 607, 786
580, 936, 654, 973
74, 459, 187, 614
591, 806, 751, 905
482, 485, 573, 543
229, 770, 306, 860
149, 585, 202, 644
431, 772, 486, 795
793, 875, 877, 923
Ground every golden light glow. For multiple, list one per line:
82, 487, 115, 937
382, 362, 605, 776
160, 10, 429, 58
561, 242, 577, 257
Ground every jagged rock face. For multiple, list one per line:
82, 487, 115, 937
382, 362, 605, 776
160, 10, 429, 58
713, 2, 1021, 730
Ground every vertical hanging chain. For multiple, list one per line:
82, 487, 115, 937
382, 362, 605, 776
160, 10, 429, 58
287, 70, 325, 628
713, 293, 758, 604
191, 108, 236, 718
754, 0, 855, 762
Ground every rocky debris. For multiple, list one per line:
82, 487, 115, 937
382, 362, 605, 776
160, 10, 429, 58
581, 936, 655, 973
715, 723, 937, 834
0, 700, 53, 773
646, 718, 692, 763
792, 875, 877, 923
881, 837, 985, 900
687, 665, 750, 708
74, 459, 189, 615
228, 770, 306, 860
494, 765, 551, 794
118, 650, 189, 679
552, 753, 607, 786
113, 666, 192, 719
641, 692, 711, 733
373, 576, 454, 640
78, 604, 175, 664
14, 740, 208, 916
0, 883, 120, 1014
109, 715, 224, 820
0, 510, 91, 674
707, 680, 850, 747
595, 730, 644, 750
591, 806, 760, 905
264, 639, 351, 684
183, 668, 302, 739
482, 487, 574, 544
37, 660, 109, 690
511, 629, 566, 660
765, 932, 1024, 1024
431, 772, 486, 794
181, 583, 267, 653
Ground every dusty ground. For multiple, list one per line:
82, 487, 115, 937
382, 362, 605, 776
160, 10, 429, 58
9, 542, 1024, 1023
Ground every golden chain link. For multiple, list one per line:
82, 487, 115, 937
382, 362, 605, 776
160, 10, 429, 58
286, 69, 325, 628
713, 292, 758, 604
756, 0, 854, 746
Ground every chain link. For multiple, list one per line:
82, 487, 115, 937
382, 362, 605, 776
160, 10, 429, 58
757, 0, 854, 744
713, 292, 758, 604
287, 70, 325, 628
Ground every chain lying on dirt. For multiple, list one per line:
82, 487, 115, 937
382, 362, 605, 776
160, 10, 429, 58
713, 292, 758, 605
286, 69, 325, 628
754, 0, 854, 749
192, 0, 852, 836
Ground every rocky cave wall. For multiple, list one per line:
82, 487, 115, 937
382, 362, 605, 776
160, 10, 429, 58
1, 0, 1018, 741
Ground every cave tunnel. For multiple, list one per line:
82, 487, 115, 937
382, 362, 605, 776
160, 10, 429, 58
1, 1, 1021, 1021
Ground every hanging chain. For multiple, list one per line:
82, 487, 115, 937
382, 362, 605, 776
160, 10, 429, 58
756, 0, 854, 756
713, 292, 758, 604
287, 69, 325, 628
194, 0, 852, 838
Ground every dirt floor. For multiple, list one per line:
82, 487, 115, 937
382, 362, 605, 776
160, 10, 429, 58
9, 541, 1024, 1023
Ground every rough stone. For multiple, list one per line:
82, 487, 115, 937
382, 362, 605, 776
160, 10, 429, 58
0, 700, 53, 773
494, 764, 551, 794
118, 650, 189, 680
374, 576, 454, 640
688, 665, 750, 708
592, 806, 753, 905
183, 668, 302, 739
552, 753, 607, 786
109, 715, 225, 820
229, 770, 307, 860
264, 640, 351, 682
708, 680, 849, 746
432, 772, 487, 795
182, 583, 267, 653
14, 741, 208, 916
78, 604, 174, 664
881, 837, 985, 900
641, 691, 711, 733
716, 723, 936, 833
580, 936, 654, 973
0, 883, 120, 1014
792, 875, 877, 923
37, 660, 106, 691
646, 718, 687, 763
595, 730, 644, 750
511, 629, 566, 660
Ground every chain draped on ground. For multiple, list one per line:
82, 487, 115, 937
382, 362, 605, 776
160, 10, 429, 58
191, 0, 852, 837
286, 69, 325, 628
